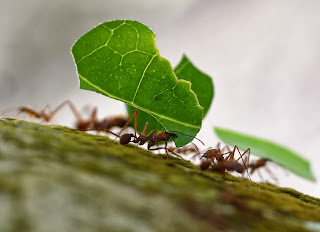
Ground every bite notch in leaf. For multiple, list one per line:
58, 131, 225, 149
126, 54, 214, 138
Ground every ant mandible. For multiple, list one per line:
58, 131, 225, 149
3, 100, 128, 132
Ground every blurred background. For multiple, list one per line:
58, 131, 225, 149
1, 0, 319, 197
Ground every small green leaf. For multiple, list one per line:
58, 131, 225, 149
71, 20, 203, 147
214, 127, 316, 182
126, 55, 214, 138
174, 54, 214, 116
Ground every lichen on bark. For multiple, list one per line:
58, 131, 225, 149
0, 118, 319, 232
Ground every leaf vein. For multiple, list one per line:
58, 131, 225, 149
131, 54, 157, 103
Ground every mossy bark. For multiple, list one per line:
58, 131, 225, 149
0, 118, 319, 232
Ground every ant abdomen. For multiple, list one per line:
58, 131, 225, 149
200, 160, 212, 170
227, 161, 244, 174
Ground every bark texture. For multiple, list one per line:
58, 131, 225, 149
0, 118, 319, 232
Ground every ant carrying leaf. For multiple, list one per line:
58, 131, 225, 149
215, 127, 316, 182
99, 109, 204, 159
71, 20, 203, 147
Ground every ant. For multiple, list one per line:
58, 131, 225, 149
200, 144, 251, 179
201, 142, 231, 162
111, 109, 204, 159
247, 158, 278, 183
2, 100, 128, 132
248, 158, 268, 174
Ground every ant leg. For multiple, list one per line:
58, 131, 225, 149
88, 107, 98, 129
167, 148, 184, 159
164, 140, 169, 159
141, 122, 149, 136
243, 155, 251, 178
264, 165, 279, 185
225, 145, 236, 161
60, 100, 85, 124
234, 146, 250, 164
190, 142, 201, 161
216, 142, 221, 149
233, 146, 251, 180
148, 147, 183, 159
42, 104, 51, 114
39, 105, 51, 122
47, 100, 87, 123
219, 144, 231, 153
85, 128, 120, 138
16, 107, 42, 119
220, 145, 233, 160
16, 100, 80, 123
117, 110, 138, 138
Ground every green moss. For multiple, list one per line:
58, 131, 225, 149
0, 118, 319, 232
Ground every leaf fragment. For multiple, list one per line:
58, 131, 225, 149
214, 127, 316, 182
71, 20, 203, 147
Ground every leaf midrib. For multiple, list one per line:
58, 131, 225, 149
79, 74, 200, 130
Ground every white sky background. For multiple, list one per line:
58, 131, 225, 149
0, 0, 319, 197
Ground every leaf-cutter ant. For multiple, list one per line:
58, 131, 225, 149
247, 158, 278, 183
3, 100, 128, 132
200, 144, 251, 179
112, 109, 204, 159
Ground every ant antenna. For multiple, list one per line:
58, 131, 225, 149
86, 127, 120, 138
169, 131, 205, 146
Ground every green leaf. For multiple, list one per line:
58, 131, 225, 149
126, 104, 165, 134
214, 127, 316, 182
126, 54, 214, 138
71, 20, 203, 147
174, 54, 214, 116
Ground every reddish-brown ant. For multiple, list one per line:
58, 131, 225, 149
112, 109, 204, 159
200, 144, 251, 179
247, 158, 278, 183
201, 143, 231, 162
3, 100, 128, 132
248, 158, 268, 174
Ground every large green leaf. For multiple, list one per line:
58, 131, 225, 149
214, 127, 316, 182
126, 54, 214, 138
71, 20, 203, 147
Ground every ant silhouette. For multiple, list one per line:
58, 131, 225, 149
200, 144, 251, 179
2, 100, 128, 132
110, 109, 204, 159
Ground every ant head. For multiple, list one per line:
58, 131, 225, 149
167, 132, 178, 139
201, 151, 209, 159
120, 133, 133, 145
